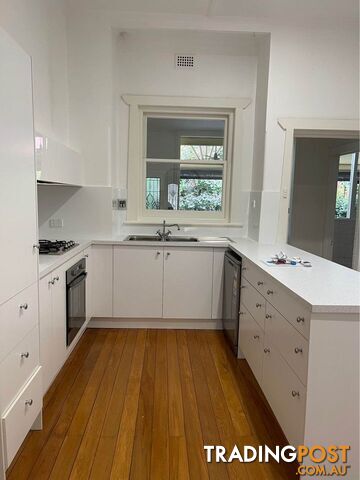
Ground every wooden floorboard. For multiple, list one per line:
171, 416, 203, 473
7, 328, 298, 480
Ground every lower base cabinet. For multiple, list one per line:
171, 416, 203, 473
39, 266, 67, 394
261, 338, 306, 446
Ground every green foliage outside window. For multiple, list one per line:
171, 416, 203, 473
179, 179, 222, 211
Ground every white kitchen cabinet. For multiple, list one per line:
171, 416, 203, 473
0, 30, 38, 306
212, 248, 226, 319
91, 245, 113, 317
113, 246, 163, 318
163, 248, 213, 319
39, 267, 67, 394
261, 337, 306, 447
239, 304, 263, 385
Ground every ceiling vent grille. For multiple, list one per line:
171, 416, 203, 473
175, 54, 195, 69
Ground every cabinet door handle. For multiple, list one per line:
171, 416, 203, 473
265, 314, 272, 319
267, 289, 273, 295
48, 279, 55, 285
240, 285, 246, 289
21, 352, 30, 359
242, 267, 247, 271
296, 316, 305, 323
156, 251, 161, 256
257, 281, 264, 286
253, 335, 260, 340
239, 311, 245, 316
256, 303, 262, 308
166, 252, 171, 258
264, 347, 270, 353
294, 347, 303, 354
54, 276, 59, 282
291, 390, 300, 398
20, 303, 29, 310
25, 399, 33, 406
84, 254, 89, 258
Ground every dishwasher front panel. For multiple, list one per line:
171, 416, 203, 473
222, 251, 242, 354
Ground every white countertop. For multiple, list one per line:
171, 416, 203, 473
38, 235, 360, 314
230, 238, 360, 315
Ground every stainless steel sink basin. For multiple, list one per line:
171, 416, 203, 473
125, 235, 199, 242
126, 235, 162, 241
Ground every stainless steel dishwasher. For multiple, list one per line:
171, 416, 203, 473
222, 249, 242, 354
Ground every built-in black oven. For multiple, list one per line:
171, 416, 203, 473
66, 258, 87, 346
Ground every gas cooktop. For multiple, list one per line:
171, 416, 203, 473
39, 239, 79, 255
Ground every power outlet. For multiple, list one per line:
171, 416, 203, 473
49, 218, 64, 228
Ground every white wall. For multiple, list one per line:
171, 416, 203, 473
259, 26, 359, 243
37, 185, 113, 239
0, 0, 70, 144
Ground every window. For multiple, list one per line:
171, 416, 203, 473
335, 152, 359, 219
145, 115, 228, 214
124, 95, 249, 224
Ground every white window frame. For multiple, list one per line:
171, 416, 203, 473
123, 95, 251, 225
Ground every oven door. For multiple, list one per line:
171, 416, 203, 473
66, 272, 87, 346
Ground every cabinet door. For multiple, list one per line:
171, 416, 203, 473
84, 247, 92, 323
51, 268, 67, 377
262, 337, 306, 446
113, 246, 163, 318
0, 31, 37, 305
212, 248, 226, 319
239, 304, 264, 384
163, 248, 213, 319
39, 275, 54, 394
91, 245, 113, 317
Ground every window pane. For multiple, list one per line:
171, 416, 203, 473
180, 144, 224, 161
335, 181, 351, 218
146, 161, 223, 212
146, 177, 160, 210
146, 117, 225, 159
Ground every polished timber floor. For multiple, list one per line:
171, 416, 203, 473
8, 329, 298, 479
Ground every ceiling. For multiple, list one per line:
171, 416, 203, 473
67, 0, 358, 26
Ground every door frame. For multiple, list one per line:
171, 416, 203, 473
276, 118, 360, 244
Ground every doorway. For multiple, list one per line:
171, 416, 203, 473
288, 137, 360, 269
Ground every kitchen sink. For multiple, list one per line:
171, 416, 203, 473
125, 235, 199, 242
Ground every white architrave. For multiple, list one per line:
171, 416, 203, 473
276, 118, 360, 244
122, 94, 251, 225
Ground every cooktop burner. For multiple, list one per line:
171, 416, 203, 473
39, 239, 79, 255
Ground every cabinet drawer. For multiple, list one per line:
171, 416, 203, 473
242, 258, 267, 295
241, 278, 265, 330
265, 304, 308, 385
0, 326, 40, 413
2, 367, 42, 467
239, 304, 264, 385
264, 278, 310, 339
0, 282, 39, 362
262, 339, 306, 446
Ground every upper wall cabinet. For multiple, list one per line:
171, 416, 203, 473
35, 134, 84, 186
0, 30, 38, 304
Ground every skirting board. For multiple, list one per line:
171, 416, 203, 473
88, 317, 223, 330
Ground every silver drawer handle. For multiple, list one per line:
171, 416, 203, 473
294, 347, 303, 354
54, 276, 59, 282
256, 303, 262, 308
156, 251, 161, 256
25, 399, 33, 406
253, 335, 260, 340
49, 279, 55, 285
257, 281, 264, 286
20, 303, 28, 310
21, 352, 30, 359
296, 316, 305, 323
267, 289, 273, 295
265, 314, 272, 319
264, 347, 270, 353
166, 252, 171, 258
291, 390, 300, 398
84, 254, 89, 258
